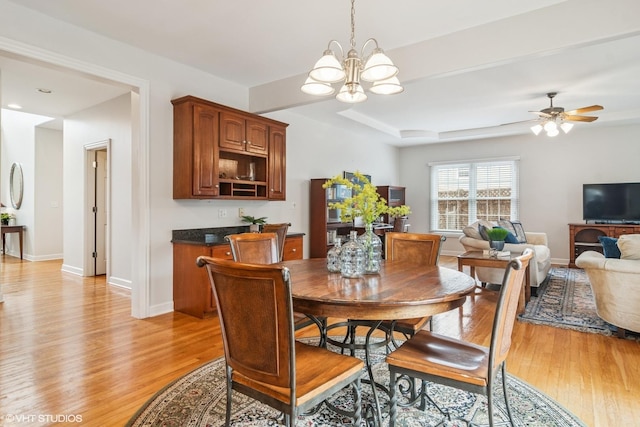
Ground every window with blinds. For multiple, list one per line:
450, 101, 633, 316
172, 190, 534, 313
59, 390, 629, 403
430, 159, 519, 231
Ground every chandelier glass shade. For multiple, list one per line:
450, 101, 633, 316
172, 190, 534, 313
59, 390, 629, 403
301, 0, 403, 103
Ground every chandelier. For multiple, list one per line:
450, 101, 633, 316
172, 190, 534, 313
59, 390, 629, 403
530, 118, 573, 137
301, 0, 403, 103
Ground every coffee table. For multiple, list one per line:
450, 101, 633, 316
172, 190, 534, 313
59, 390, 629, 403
457, 250, 530, 313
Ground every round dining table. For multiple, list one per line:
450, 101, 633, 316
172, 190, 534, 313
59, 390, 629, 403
281, 258, 477, 426
283, 258, 477, 321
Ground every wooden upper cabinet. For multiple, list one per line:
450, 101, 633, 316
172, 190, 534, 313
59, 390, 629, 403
268, 125, 286, 200
220, 111, 268, 155
172, 95, 288, 200
173, 99, 219, 198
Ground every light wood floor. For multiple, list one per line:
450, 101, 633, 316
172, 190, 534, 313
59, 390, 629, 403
1, 255, 638, 426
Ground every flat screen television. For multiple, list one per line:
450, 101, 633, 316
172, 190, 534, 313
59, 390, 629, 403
583, 182, 640, 223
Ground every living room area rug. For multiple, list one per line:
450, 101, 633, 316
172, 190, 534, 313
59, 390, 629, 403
127, 338, 586, 427
519, 267, 638, 340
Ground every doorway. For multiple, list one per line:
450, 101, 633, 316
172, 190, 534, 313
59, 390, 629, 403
85, 141, 110, 277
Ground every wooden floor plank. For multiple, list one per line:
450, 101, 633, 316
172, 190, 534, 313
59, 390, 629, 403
1, 255, 638, 426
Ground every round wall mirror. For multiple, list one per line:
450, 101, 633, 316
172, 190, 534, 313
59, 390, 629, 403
10, 162, 24, 209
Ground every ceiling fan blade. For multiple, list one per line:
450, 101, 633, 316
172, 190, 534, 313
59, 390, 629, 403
564, 105, 603, 115
564, 115, 598, 122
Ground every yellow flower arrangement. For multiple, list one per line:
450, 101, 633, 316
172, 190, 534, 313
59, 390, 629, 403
322, 171, 409, 225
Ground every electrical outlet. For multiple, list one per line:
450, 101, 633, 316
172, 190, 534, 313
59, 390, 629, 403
238, 207, 245, 218
218, 209, 227, 218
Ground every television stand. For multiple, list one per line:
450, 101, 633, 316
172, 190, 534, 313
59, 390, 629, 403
569, 223, 640, 267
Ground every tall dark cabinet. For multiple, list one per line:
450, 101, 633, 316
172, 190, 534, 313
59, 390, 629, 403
309, 178, 355, 258
376, 186, 406, 226
309, 180, 407, 258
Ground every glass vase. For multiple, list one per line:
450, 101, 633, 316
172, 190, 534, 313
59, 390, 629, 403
340, 231, 365, 278
326, 237, 342, 273
357, 223, 382, 274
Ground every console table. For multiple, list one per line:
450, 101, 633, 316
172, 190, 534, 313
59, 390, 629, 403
1, 225, 25, 259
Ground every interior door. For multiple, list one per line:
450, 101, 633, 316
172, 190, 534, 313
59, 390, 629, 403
94, 150, 107, 275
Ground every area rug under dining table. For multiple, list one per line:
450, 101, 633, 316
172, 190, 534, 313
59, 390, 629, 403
127, 337, 585, 427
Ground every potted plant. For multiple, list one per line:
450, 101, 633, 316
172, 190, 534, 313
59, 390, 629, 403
486, 227, 508, 252
241, 215, 267, 233
1, 212, 15, 226
387, 205, 412, 232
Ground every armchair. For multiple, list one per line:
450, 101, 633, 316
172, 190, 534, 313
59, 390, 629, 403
575, 241, 640, 338
459, 220, 551, 292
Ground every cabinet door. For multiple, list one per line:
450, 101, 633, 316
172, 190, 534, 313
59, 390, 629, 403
268, 125, 286, 200
245, 119, 269, 154
173, 243, 215, 317
193, 104, 219, 196
219, 111, 246, 152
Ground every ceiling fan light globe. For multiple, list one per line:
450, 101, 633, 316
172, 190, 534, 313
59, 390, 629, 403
309, 51, 345, 83
369, 76, 404, 95
336, 83, 367, 103
531, 124, 543, 135
543, 120, 557, 132
547, 128, 560, 137
301, 77, 335, 96
361, 49, 398, 82
561, 122, 574, 133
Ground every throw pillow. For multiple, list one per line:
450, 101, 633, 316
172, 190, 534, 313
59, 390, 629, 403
494, 226, 519, 244
598, 236, 621, 259
479, 224, 490, 241
617, 234, 640, 260
462, 225, 482, 240
498, 219, 527, 243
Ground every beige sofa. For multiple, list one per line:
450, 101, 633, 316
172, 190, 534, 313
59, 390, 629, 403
575, 234, 640, 338
459, 220, 552, 293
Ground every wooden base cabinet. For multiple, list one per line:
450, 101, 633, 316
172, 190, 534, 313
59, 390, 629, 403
173, 235, 303, 318
569, 223, 640, 267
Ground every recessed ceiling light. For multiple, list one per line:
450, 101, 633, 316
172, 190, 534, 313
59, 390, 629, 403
37, 88, 52, 94
7, 103, 22, 109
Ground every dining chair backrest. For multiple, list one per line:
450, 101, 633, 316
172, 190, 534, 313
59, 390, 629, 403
490, 248, 534, 370
385, 232, 446, 266
196, 256, 364, 426
226, 232, 279, 264
198, 257, 294, 388
261, 223, 289, 261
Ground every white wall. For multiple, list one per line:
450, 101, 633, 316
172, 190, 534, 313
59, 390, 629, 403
34, 126, 63, 260
399, 123, 640, 264
0, 109, 53, 258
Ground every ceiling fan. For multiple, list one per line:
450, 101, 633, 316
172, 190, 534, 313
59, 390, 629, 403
528, 92, 603, 136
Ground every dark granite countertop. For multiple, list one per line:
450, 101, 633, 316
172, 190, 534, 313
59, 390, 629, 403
171, 226, 304, 246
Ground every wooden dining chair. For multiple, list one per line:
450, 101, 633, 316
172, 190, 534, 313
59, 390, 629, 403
226, 232, 280, 265
196, 257, 364, 427
383, 232, 451, 339
262, 222, 290, 262
386, 248, 534, 427
225, 232, 314, 331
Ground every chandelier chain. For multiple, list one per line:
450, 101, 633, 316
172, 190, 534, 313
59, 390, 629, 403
350, 0, 356, 49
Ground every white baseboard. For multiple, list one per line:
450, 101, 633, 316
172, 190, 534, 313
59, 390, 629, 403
149, 301, 174, 317
109, 276, 131, 290
61, 264, 83, 275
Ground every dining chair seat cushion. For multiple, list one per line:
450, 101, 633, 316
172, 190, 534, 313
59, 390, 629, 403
233, 341, 364, 407
386, 330, 490, 387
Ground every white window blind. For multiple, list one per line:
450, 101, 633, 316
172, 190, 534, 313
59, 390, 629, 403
430, 159, 519, 231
